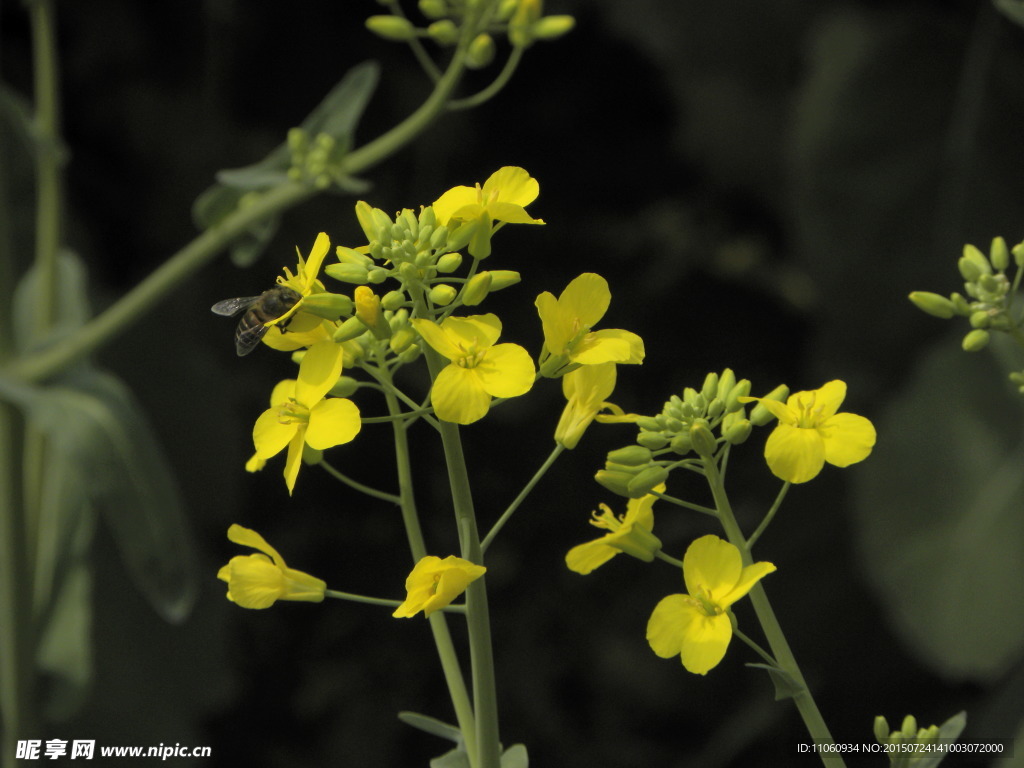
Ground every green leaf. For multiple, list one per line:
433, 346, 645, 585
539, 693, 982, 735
501, 744, 528, 768
852, 336, 1024, 681
994, 0, 1024, 28
12, 250, 92, 353
745, 663, 803, 701
430, 747, 471, 768
398, 711, 463, 743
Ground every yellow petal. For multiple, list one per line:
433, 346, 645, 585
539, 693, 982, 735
646, 594, 697, 658
559, 273, 610, 329
764, 422, 825, 483
679, 611, 732, 675
302, 232, 331, 290
808, 380, 847, 420
430, 365, 492, 424
535, 290, 571, 353
253, 408, 297, 460
295, 340, 343, 406
623, 485, 662, 532
683, 535, 742, 599
474, 343, 535, 398
572, 329, 645, 365
283, 430, 305, 495
565, 539, 618, 575
268, 379, 296, 407
432, 185, 480, 225
717, 561, 776, 609
423, 558, 486, 616
486, 201, 544, 225
562, 362, 616, 404
745, 396, 794, 425
220, 554, 286, 609
442, 313, 502, 349
820, 412, 876, 468
306, 398, 362, 449
482, 166, 539, 207
226, 524, 284, 565
410, 318, 463, 360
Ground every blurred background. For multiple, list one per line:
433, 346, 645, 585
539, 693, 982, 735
3, 0, 1024, 765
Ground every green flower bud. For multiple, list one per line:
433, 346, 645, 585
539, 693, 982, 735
595, 469, 634, 498
336, 246, 374, 268
324, 262, 370, 284
900, 715, 917, 738
716, 369, 736, 401
429, 284, 458, 306
381, 290, 406, 311
365, 15, 416, 41
429, 224, 450, 250
969, 310, 991, 329
707, 398, 725, 420
724, 379, 752, 412
461, 272, 493, 306
636, 431, 670, 450
959, 243, 991, 281
467, 33, 495, 69
333, 316, 368, 342
701, 372, 719, 403
908, 291, 956, 319
367, 267, 389, 284
689, 421, 717, 457
436, 252, 462, 273
389, 327, 416, 354
445, 220, 479, 253
749, 384, 789, 426
991, 236, 1010, 271
873, 716, 891, 745
301, 292, 354, 319
978, 273, 1001, 294
606, 446, 653, 466
427, 19, 459, 45
329, 376, 360, 398
669, 432, 692, 455
397, 343, 422, 364
418, 0, 447, 19
1013, 240, 1024, 268
486, 270, 521, 291
533, 14, 575, 40
635, 416, 661, 431
962, 328, 990, 351
949, 292, 972, 316
626, 466, 670, 498
721, 415, 752, 445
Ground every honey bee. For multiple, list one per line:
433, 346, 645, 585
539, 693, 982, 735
211, 285, 302, 356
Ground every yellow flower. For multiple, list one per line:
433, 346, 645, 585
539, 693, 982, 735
647, 535, 775, 675
217, 524, 326, 609
566, 485, 664, 574
555, 362, 617, 449
260, 232, 334, 349
252, 340, 361, 494
432, 166, 544, 257
535, 273, 644, 377
741, 380, 876, 484
410, 313, 535, 425
393, 556, 486, 618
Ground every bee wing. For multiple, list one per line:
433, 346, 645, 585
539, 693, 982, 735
235, 323, 270, 357
211, 296, 259, 317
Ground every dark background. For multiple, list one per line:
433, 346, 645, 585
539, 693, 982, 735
3, 1, 1024, 766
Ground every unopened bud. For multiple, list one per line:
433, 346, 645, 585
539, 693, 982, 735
365, 15, 416, 41
301, 292, 354, 319
461, 272, 493, 306
466, 34, 496, 69
436, 252, 462, 273
991, 236, 1010, 271
429, 284, 457, 306
626, 466, 670, 498
689, 421, 717, 457
908, 291, 956, 319
325, 262, 370, 284
533, 15, 575, 40
329, 376, 360, 398
748, 384, 789, 426
606, 446, 653, 466
333, 315, 368, 342
962, 328, 990, 352
427, 19, 459, 45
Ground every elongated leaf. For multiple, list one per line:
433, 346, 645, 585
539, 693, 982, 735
501, 744, 528, 768
398, 711, 463, 743
852, 336, 1024, 681
994, 0, 1024, 28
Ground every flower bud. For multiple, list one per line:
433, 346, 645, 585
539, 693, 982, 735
301, 292, 354, 319
721, 414, 752, 445
389, 327, 416, 354
962, 328, 990, 352
873, 716, 891, 745
367, 267, 389, 284
1013, 240, 1024, 268
429, 284, 457, 306
594, 469, 634, 497
336, 245, 374, 267
487, 270, 521, 291
461, 272, 493, 306
436, 252, 462, 273
382, 289, 406, 311
427, 19, 459, 46
958, 243, 991, 281
606, 446, 653, 466
355, 200, 381, 243
365, 15, 416, 41
689, 421, 717, 457
669, 432, 692, 455
716, 369, 736, 400
908, 291, 956, 319
325, 262, 370, 284
636, 431, 670, 450
949, 292, 972, 316
701, 372, 719, 403
446, 220, 479, 253
329, 376, 360, 398
626, 466, 670, 498
533, 14, 575, 40
990, 236, 1010, 271
724, 379, 751, 412
466, 34, 496, 69
333, 315, 368, 342
418, 0, 447, 19
748, 384, 789, 426
969, 310, 991, 329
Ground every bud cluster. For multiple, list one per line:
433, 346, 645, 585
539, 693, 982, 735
909, 237, 1024, 353
596, 370, 753, 498
872, 714, 943, 759
287, 128, 350, 190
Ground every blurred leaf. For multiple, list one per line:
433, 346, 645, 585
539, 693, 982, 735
994, 0, 1024, 28
0, 82, 38, 155
852, 336, 1024, 681
13, 250, 92, 353
902, 711, 967, 768
430, 746, 471, 768
746, 663, 802, 701
399, 711, 463, 743
501, 744, 528, 768
192, 61, 379, 267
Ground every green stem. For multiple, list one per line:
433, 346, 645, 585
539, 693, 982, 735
323, 589, 466, 614
379, 358, 478, 763
447, 46, 525, 111
701, 457, 845, 768
746, 482, 790, 551
732, 626, 779, 668
480, 443, 563, 553
654, 551, 684, 569
319, 458, 401, 505
30, 0, 61, 335
651, 490, 719, 518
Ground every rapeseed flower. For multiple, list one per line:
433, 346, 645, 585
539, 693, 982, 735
536, 273, 644, 377
565, 485, 664, 574
410, 313, 534, 424
252, 340, 361, 493
393, 556, 486, 618
742, 380, 875, 484
647, 535, 775, 675
218, 524, 326, 609
555, 362, 617, 449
